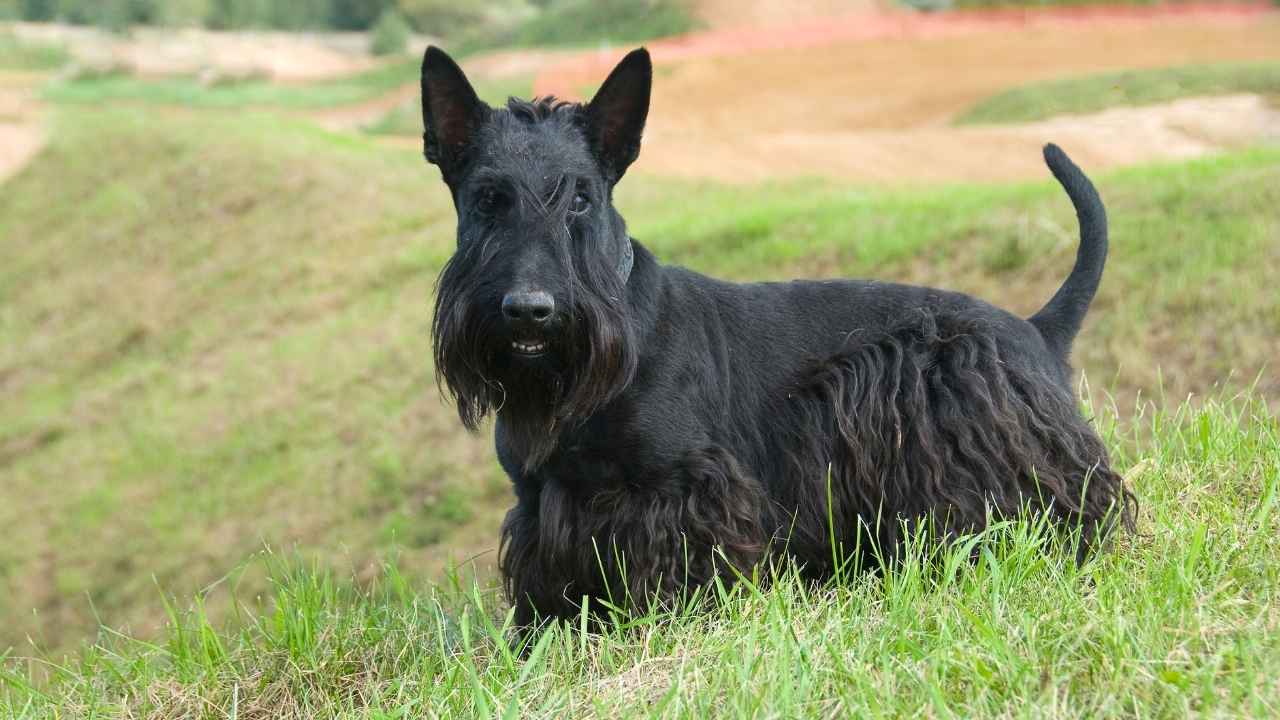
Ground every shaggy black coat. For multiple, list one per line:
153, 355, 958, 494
420, 46, 1136, 628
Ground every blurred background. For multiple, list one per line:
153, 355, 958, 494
1, 0, 1277, 657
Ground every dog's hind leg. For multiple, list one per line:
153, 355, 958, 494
781, 311, 1134, 567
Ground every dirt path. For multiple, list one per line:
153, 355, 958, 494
0, 72, 45, 185
7, 22, 392, 80
643, 94, 1277, 185
531, 3, 1280, 183
692, 0, 887, 31
7, 5, 1280, 185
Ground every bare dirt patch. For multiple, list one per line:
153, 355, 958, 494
6, 22, 422, 81
532, 5, 1280, 183
643, 94, 1280, 184
693, 0, 885, 31
0, 71, 45, 184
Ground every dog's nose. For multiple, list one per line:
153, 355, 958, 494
501, 291, 555, 326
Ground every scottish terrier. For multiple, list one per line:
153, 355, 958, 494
421, 46, 1135, 628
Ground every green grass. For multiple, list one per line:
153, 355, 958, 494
456, 0, 702, 55
956, 61, 1280, 125
1, 105, 1278, 669
0, 32, 68, 71
365, 74, 534, 137
42, 57, 420, 108
3, 394, 1277, 717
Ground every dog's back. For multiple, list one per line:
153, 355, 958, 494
652, 142, 1105, 399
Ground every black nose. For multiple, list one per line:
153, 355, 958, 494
501, 290, 555, 327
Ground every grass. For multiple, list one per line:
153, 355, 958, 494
2, 393, 1277, 717
0, 32, 68, 71
456, 0, 702, 56
41, 57, 421, 109
364, 74, 534, 137
956, 61, 1280, 124
1, 105, 1278, 669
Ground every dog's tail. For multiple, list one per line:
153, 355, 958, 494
1029, 143, 1108, 360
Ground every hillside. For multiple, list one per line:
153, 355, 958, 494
4, 395, 1277, 716
1, 105, 1278, 663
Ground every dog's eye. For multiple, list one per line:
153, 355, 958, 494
570, 192, 591, 215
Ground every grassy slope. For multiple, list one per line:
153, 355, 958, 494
1, 107, 1278, 666
364, 73, 534, 137
955, 61, 1280, 125
455, 0, 702, 55
42, 57, 421, 108
3, 397, 1277, 717
0, 32, 68, 71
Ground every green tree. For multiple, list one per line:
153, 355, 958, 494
96, 0, 131, 32
54, 0, 93, 23
205, 0, 263, 29
155, 0, 210, 26
266, 0, 329, 29
369, 6, 410, 55
93, 0, 158, 30
19, 0, 55, 21
207, 0, 336, 30
328, 0, 387, 30
399, 0, 485, 37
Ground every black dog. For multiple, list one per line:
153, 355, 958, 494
421, 46, 1135, 628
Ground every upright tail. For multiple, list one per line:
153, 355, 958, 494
1029, 144, 1108, 360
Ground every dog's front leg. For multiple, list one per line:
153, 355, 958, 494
499, 447, 770, 632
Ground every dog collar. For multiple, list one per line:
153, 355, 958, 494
618, 236, 634, 284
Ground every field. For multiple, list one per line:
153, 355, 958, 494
955, 60, 1280, 125
4, 396, 1277, 717
2, 1, 1279, 716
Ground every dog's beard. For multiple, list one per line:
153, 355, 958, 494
432, 269, 638, 473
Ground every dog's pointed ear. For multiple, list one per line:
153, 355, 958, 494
585, 48, 652, 182
421, 46, 488, 180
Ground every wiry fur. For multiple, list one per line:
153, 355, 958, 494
420, 45, 1136, 632
429, 93, 639, 470
774, 311, 1133, 574
500, 447, 769, 625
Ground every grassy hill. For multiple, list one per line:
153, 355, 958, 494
41, 57, 422, 108
1, 102, 1278, 701
956, 61, 1280, 125
3, 395, 1277, 717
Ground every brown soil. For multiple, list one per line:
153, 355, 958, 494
693, 0, 887, 31
6, 6, 1280, 184
0, 72, 45, 184
532, 5, 1280, 183
640, 93, 1280, 184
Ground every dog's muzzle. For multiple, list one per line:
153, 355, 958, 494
502, 290, 554, 357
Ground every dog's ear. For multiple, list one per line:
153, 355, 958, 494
585, 48, 652, 182
421, 46, 488, 180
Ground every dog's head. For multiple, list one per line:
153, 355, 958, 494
423, 46, 650, 467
